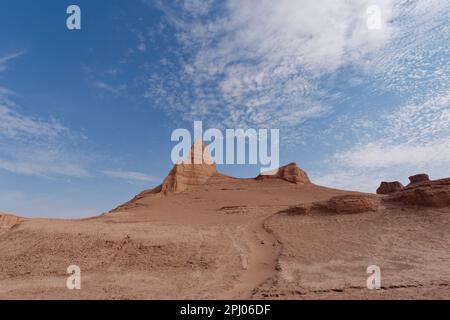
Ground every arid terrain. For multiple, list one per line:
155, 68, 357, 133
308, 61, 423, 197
0, 144, 449, 300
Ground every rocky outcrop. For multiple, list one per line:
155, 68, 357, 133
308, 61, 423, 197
160, 140, 217, 194
256, 162, 311, 184
408, 174, 430, 185
376, 181, 404, 195
111, 141, 218, 211
385, 177, 450, 208
313, 195, 380, 214
0, 213, 24, 230
281, 194, 379, 215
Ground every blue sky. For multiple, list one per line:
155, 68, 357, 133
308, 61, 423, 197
0, 0, 449, 218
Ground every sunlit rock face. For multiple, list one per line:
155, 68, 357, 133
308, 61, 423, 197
161, 140, 217, 194
376, 181, 404, 195
408, 174, 430, 185
386, 177, 450, 208
256, 162, 311, 184
281, 195, 380, 216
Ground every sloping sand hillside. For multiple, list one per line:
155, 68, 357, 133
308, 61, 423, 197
0, 159, 449, 299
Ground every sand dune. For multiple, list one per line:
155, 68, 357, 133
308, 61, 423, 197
0, 156, 449, 299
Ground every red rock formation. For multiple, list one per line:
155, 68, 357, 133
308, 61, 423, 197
113, 145, 314, 212
386, 177, 450, 208
376, 181, 404, 194
0, 213, 24, 230
313, 195, 379, 214
282, 194, 379, 215
160, 139, 217, 194
408, 173, 430, 185
256, 162, 311, 184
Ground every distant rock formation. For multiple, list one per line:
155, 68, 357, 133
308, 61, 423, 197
0, 213, 24, 230
256, 162, 311, 184
110, 141, 218, 211
376, 181, 404, 195
386, 177, 450, 208
282, 194, 379, 215
408, 174, 430, 185
160, 139, 217, 194
312, 195, 380, 214
112, 144, 316, 214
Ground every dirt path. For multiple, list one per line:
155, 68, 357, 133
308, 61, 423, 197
220, 213, 281, 299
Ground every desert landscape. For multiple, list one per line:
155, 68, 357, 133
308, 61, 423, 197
0, 143, 449, 300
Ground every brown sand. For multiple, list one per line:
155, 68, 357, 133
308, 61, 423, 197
0, 171, 449, 299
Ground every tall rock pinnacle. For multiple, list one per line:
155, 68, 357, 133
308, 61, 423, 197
161, 139, 217, 194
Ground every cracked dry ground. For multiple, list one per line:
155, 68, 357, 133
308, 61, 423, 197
0, 177, 449, 299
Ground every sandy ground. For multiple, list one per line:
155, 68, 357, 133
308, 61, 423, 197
0, 175, 449, 299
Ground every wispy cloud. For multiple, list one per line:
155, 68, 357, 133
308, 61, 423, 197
0, 101, 90, 177
336, 138, 450, 169
299, 0, 450, 191
368, 0, 450, 97
315, 92, 450, 192
0, 151, 90, 177
145, 0, 397, 132
93, 80, 127, 95
0, 59, 90, 177
101, 170, 158, 184
136, 31, 147, 52
314, 170, 388, 193
0, 104, 68, 139
0, 51, 24, 72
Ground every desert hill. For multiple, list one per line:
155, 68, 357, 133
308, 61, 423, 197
0, 145, 449, 299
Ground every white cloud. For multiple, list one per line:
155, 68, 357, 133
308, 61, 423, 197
316, 92, 450, 191
93, 80, 127, 95
0, 104, 68, 139
0, 70, 89, 177
144, 0, 450, 136
313, 170, 388, 193
368, 0, 450, 96
137, 43, 146, 52
305, 0, 450, 192
0, 109, 90, 177
335, 92, 450, 168
385, 93, 450, 143
0, 152, 89, 177
136, 32, 147, 52
182, 0, 214, 17
146, 0, 397, 130
141, 1, 450, 191
101, 170, 158, 184
0, 51, 24, 72
336, 139, 450, 169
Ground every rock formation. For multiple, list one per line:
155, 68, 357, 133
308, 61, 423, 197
0, 213, 24, 230
256, 162, 311, 184
408, 173, 430, 185
160, 139, 217, 194
282, 194, 379, 215
158, 153, 312, 196
385, 177, 450, 208
376, 181, 404, 194
111, 144, 315, 214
